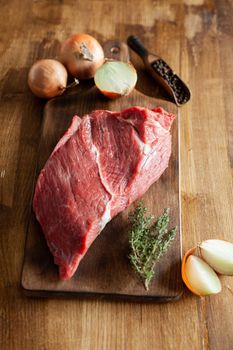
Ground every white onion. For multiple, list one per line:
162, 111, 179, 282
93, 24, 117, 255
200, 239, 233, 275
185, 255, 222, 296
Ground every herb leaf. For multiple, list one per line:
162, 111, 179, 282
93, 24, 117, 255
128, 202, 177, 290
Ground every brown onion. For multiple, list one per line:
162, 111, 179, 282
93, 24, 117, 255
28, 59, 68, 99
60, 33, 105, 80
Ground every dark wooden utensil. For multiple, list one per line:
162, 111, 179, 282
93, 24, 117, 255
127, 35, 191, 106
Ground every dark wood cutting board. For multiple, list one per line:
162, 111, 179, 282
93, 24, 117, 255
21, 41, 183, 301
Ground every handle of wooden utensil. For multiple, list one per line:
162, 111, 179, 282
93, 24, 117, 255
103, 40, 130, 62
127, 35, 149, 59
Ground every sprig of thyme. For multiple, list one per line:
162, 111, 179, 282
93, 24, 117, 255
128, 202, 177, 290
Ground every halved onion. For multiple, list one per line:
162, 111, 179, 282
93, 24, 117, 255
200, 239, 233, 275
182, 247, 222, 296
94, 60, 137, 99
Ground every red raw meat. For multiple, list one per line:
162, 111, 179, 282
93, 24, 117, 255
33, 106, 175, 280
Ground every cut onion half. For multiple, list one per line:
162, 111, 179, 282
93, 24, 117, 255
182, 248, 222, 296
200, 239, 233, 275
94, 60, 137, 99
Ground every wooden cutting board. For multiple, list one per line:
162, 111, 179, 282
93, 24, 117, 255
21, 41, 183, 301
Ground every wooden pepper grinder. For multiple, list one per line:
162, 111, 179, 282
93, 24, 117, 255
127, 35, 191, 106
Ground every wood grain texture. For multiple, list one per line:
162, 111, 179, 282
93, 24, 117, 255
0, 0, 232, 349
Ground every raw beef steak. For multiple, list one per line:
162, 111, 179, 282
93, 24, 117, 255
33, 106, 175, 280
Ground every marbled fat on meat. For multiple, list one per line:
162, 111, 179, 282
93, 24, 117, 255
33, 106, 175, 280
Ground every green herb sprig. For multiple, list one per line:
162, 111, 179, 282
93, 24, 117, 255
128, 202, 177, 290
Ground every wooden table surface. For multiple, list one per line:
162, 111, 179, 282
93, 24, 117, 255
0, 0, 232, 349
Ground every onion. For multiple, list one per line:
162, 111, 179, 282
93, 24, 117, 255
200, 239, 233, 275
182, 248, 222, 296
28, 59, 69, 99
60, 33, 104, 79
182, 238, 233, 296
94, 60, 137, 99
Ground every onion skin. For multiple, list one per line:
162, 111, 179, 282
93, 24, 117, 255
60, 33, 105, 80
182, 247, 201, 296
98, 90, 123, 99
28, 59, 68, 99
